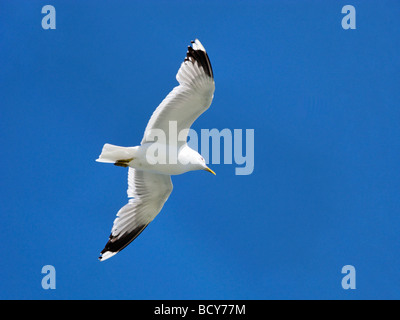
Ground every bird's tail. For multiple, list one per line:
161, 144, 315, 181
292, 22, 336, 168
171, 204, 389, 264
96, 143, 139, 166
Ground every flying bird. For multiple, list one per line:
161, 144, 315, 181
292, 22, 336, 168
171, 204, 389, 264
96, 39, 216, 261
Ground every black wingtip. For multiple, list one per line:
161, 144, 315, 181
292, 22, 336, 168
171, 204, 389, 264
184, 40, 214, 79
99, 224, 149, 260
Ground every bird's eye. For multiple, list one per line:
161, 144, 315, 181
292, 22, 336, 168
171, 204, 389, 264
200, 156, 204, 161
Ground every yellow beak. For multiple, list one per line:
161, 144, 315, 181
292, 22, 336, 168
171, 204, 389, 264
204, 167, 216, 175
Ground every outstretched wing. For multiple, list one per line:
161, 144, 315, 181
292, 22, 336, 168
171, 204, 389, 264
99, 168, 173, 261
141, 39, 215, 146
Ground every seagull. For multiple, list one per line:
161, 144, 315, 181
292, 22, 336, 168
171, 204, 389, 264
96, 39, 216, 261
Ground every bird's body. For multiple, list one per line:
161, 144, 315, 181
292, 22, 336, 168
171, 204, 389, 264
100, 142, 205, 175
96, 39, 215, 261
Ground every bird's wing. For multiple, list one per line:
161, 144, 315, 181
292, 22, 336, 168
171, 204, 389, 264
99, 168, 173, 261
141, 39, 215, 145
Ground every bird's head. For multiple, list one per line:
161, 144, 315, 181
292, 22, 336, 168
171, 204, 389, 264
197, 154, 216, 175
181, 147, 216, 175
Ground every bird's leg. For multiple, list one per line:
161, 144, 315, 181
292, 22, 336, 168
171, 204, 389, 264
114, 158, 134, 168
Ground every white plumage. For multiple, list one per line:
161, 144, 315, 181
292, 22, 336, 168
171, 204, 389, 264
97, 39, 216, 261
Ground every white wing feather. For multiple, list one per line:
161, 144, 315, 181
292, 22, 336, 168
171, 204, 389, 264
99, 169, 173, 261
141, 39, 215, 145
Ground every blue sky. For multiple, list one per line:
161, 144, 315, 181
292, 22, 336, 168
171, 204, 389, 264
1, 0, 400, 299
